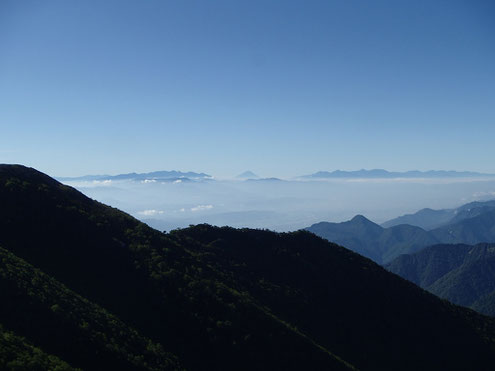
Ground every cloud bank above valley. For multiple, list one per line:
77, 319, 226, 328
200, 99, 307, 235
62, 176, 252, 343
63, 171, 495, 232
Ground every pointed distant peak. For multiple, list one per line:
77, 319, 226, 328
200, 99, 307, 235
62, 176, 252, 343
350, 214, 373, 223
236, 171, 259, 179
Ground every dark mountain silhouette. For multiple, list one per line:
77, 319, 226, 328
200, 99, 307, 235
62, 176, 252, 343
302, 169, 493, 179
2, 164, 495, 370
57, 170, 211, 182
382, 200, 495, 230
386, 243, 495, 316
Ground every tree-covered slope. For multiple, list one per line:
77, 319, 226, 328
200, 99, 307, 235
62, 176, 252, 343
3, 164, 495, 370
0, 323, 77, 371
386, 244, 495, 316
0, 246, 181, 370
0, 165, 353, 371
430, 210, 495, 245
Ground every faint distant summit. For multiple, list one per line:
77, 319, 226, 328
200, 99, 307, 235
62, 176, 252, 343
236, 171, 259, 179
302, 169, 495, 179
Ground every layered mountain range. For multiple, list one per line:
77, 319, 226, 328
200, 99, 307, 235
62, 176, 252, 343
307, 200, 495, 264
2, 164, 495, 370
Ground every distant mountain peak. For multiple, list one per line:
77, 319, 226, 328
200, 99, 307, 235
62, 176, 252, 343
350, 214, 372, 223
236, 171, 259, 179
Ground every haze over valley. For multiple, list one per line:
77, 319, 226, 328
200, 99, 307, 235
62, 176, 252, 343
61, 169, 495, 232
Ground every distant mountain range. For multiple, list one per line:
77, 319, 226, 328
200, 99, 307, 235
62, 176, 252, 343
302, 169, 495, 179
307, 199, 495, 263
3, 164, 495, 370
382, 200, 495, 230
57, 170, 212, 182
386, 243, 495, 316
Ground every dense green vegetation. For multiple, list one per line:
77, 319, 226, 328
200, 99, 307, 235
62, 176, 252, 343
386, 243, 495, 316
0, 246, 181, 370
0, 323, 77, 371
3, 164, 495, 370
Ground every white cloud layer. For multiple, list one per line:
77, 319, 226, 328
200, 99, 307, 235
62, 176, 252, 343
190, 204, 213, 212
92, 179, 112, 185
137, 209, 164, 216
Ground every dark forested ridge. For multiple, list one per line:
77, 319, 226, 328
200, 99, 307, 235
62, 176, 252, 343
386, 243, 495, 316
2, 165, 495, 370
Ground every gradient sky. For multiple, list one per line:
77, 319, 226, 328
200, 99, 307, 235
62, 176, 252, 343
1, 0, 494, 177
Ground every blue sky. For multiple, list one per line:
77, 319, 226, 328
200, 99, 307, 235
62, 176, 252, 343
1, 0, 494, 177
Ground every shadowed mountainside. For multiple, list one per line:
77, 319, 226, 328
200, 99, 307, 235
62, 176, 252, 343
386, 243, 495, 316
2, 165, 495, 370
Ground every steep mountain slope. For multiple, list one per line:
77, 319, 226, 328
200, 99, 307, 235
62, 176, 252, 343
386, 243, 495, 316
0, 323, 76, 371
0, 165, 353, 371
306, 216, 438, 263
0, 246, 181, 370
3, 165, 495, 370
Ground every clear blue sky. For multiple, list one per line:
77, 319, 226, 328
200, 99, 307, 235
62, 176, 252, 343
1, 0, 494, 177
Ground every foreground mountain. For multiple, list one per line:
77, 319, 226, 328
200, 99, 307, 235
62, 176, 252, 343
2, 165, 495, 370
302, 169, 493, 179
0, 323, 76, 370
386, 243, 495, 316
382, 200, 495, 230
0, 246, 180, 370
